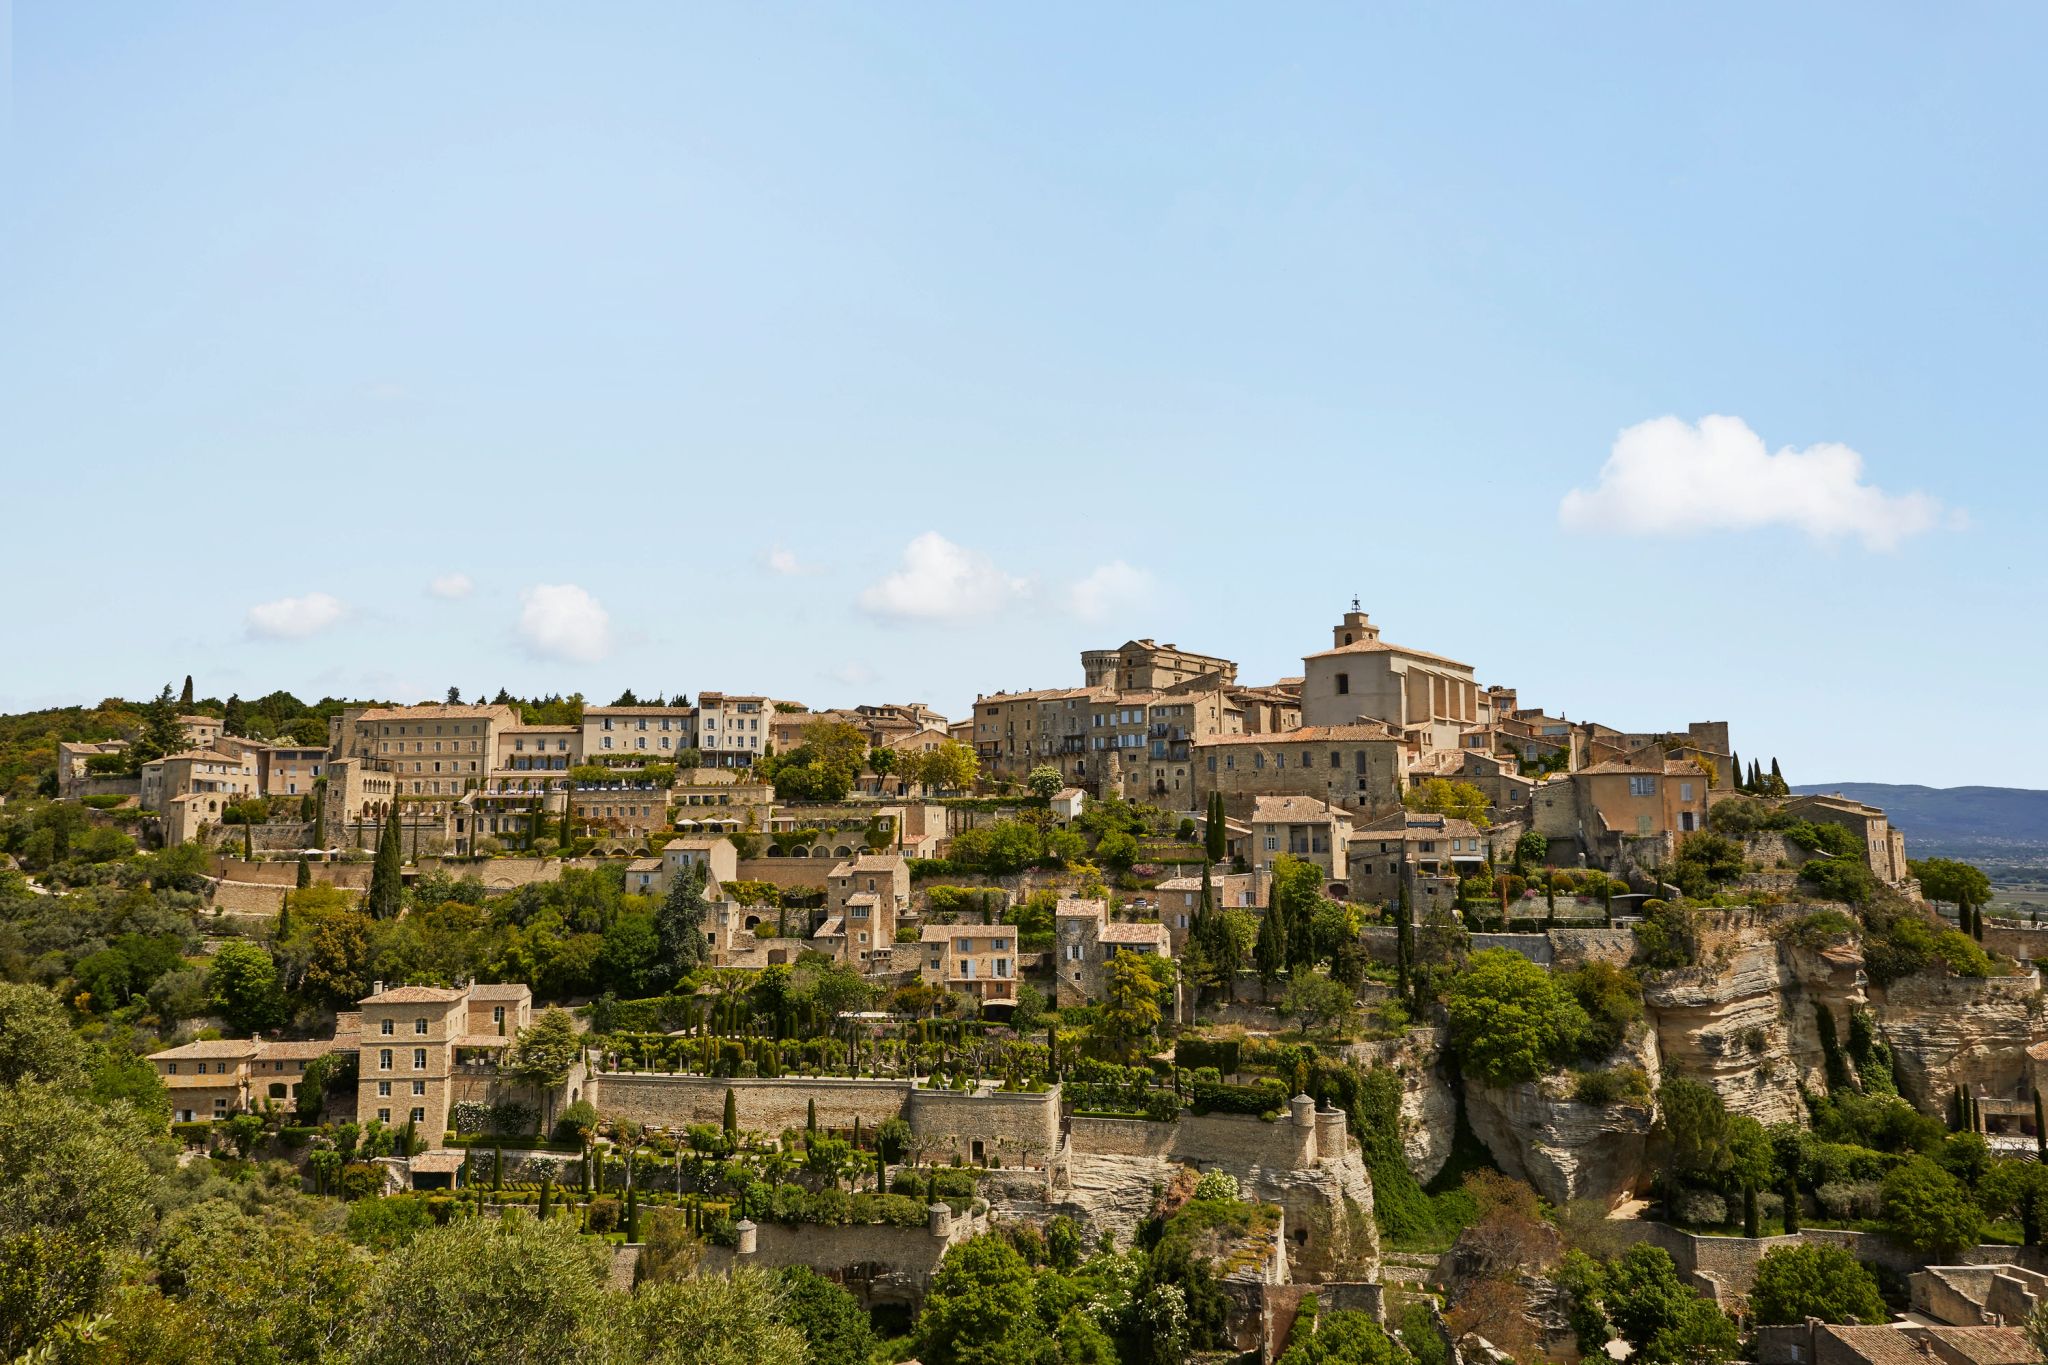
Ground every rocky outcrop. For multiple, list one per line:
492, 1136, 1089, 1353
1876, 969, 2042, 1110
1462, 1031, 1659, 1210
1341, 1028, 1458, 1184
1027, 1112, 1380, 1283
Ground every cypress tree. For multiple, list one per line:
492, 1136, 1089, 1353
1204, 792, 1227, 864
311, 782, 326, 850
295, 854, 311, 889
368, 804, 403, 920
806, 1097, 817, 1135
179, 675, 194, 706
1395, 878, 1414, 1005
493, 1146, 503, 1190
625, 1181, 640, 1243
1729, 751, 1744, 792
1769, 757, 1786, 794
723, 1087, 738, 1141
559, 799, 574, 848
243, 819, 253, 862
1781, 1178, 1800, 1234
2034, 1092, 2045, 1155
538, 1171, 554, 1220
1254, 896, 1285, 993
1743, 1185, 1761, 1239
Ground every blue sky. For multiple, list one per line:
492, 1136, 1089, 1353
2, 4, 2039, 787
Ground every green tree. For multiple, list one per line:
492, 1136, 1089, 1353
617, 1268, 806, 1365
916, 1236, 1042, 1365
1402, 778, 1491, 827
1747, 1244, 1888, 1325
346, 1213, 611, 1365
296, 854, 312, 890
1284, 971, 1357, 1039
1604, 1244, 1738, 1365
1881, 1155, 1986, 1255
912, 740, 980, 794
132, 683, 188, 764
776, 1265, 875, 1365
0, 1081, 159, 1361
1097, 953, 1164, 1061
654, 860, 711, 987
205, 940, 287, 1033
1911, 858, 1994, 919
510, 1007, 582, 1094
1442, 948, 1588, 1084
1095, 829, 1140, 869
1026, 765, 1063, 801
0, 981, 88, 1087
1512, 830, 1548, 874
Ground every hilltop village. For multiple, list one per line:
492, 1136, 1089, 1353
2, 604, 2039, 1365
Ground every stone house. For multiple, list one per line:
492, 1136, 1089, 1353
1151, 868, 1264, 952
1054, 896, 1173, 1008
356, 980, 532, 1145
151, 1035, 350, 1124
1344, 812, 1490, 911
1540, 751, 1710, 869
919, 924, 1019, 1004
1247, 795, 1353, 880
1788, 793, 1913, 886
815, 854, 910, 968
694, 693, 769, 767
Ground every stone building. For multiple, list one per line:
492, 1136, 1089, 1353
919, 924, 1020, 1004
582, 705, 695, 759
694, 692, 769, 766
1299, 606, 1485, 754
150, 1035, 350, 1124
1193, 724, 1404, 818
1247, 795, 1353, 879
1054, 896, 1173, 1007
1151, 868, 1264, 952
1081, 639, 1237, 692
1533, 749, 1710, 869
1788, 792, 1912, 886
815, 854, 911, 968
356, 981, 532, 1144
1345, 811, 1491, 910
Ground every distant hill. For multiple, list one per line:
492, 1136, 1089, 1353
1793, 783, 2048, 861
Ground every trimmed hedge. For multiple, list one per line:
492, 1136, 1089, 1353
1190, 1079, 1287, 1117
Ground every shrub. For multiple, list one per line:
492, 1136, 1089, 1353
1443, 948, 1589, 1084
1815, 1180, 1884, 1221
1748, 1244, 1889, 1325
1190, 1079, 1287, 1117
1673, 1188, 1728, 1226
1571, 1066, 1652, 1107
586, 1196, 622, 1233
1192, 1169, 1240, 1202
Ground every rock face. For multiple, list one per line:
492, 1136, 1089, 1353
1021, 1112, 1380, 1283
1462, 1030, 1659, 1210
1877, 970, 2041, 1109
1341, 1028, 1458, 1184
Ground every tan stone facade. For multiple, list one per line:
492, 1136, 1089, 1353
356, 981, 531, 1145
919, 924, 1020, 1002
1193, 724, 1404, 818
1299, 607, 1484, 754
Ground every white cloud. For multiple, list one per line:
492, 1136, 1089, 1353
765, 547, 808, 576
829, 661, 876, 687
1558, 415, 1960, 551
245, 592, 347, 640
1066, 560, 1156, 623
857, 532, 1031, 623
428, 572, 474, 600
516, 584, 613, 663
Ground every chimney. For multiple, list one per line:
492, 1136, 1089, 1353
372, 979, 385, 995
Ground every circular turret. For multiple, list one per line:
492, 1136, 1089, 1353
734, 1218, 758, 1256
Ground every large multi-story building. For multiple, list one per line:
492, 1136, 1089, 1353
695, 693, 768, 766
356, 981, 532, 1143
1193, 723, 1405, 818
1299, 606, 1486, 754
150, 1036, 349, 1124
582, 705, 696, 760
814, 854, 911, 968
919, 924, 1018, 1004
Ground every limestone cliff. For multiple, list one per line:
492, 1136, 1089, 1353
1017, 1112, 1380, 1283
1875, 970, 2041, 1110
1462, 1029, 1659, 1209
1341, 1028, 1458, 1184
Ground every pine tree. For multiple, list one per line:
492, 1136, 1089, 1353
368, 804, 404, 919
134, 684, 186, 763
223, 693, 248, 737
295, 854, 311, 889
446, 686, 461, 705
